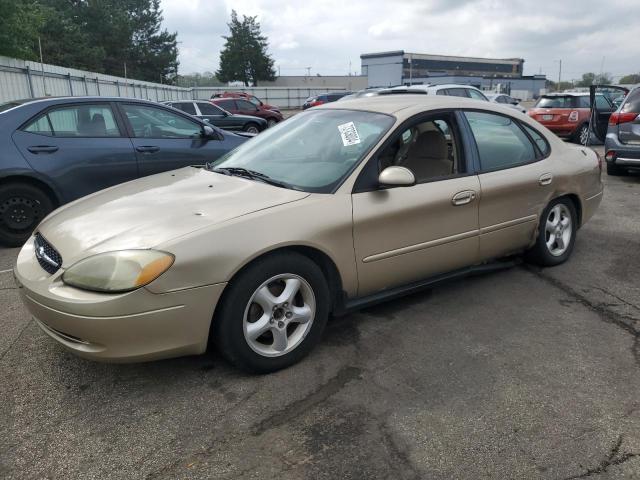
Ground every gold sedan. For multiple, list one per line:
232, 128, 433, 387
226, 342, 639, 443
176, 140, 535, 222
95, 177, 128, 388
14, 95, 603, 372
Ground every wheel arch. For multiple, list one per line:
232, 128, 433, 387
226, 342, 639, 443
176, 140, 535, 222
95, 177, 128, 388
0, 174, 61, 207
556, 193, 583, 227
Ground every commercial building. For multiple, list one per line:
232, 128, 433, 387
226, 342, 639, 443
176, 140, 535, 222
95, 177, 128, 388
361, 50, 547, 100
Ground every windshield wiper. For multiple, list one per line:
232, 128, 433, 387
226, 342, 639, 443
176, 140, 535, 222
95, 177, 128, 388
211, 167, 294, 190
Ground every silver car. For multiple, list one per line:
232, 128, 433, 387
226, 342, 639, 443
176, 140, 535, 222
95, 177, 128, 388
604, 87, 640, 175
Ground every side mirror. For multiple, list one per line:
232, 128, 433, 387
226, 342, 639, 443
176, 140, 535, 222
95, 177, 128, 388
378, 166, 415, 187
202, 125, 216, 138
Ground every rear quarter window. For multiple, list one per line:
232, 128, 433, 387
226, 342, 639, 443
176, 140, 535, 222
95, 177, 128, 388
621, 89, 640, 113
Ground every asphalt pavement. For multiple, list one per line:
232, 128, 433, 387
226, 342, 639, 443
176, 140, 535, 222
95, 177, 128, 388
1, 147, 639, 479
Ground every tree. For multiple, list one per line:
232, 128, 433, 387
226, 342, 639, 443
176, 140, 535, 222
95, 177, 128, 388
216, 11, 276, 86
619, 74, 640, 85
0, 0, 46, 60
576, 72, 613, 87
0, 0, 179, 83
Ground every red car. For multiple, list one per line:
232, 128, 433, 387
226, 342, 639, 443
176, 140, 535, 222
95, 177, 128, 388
528, 92, 614, 144
211, 92, 283, 128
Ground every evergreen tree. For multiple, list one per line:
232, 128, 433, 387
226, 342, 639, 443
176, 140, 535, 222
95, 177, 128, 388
217, 11, 276, 86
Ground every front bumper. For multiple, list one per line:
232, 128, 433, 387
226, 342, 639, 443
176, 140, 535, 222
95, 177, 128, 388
14, 239, 226, 362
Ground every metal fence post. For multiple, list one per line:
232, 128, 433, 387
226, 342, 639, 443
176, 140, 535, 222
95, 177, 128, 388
116, 80, 121, 96
67, 73, 73, 96
95, 77, 101, 95
83, 75, 89, 95
25, 66, 35, 98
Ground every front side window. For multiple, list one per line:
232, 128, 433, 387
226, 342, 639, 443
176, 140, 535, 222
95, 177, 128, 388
377, 114, 462, 183
23, 104, 120, 137
173, 102, 197, 115
236, 100, 258, 111
465, 111, 537, 171
211, 109, 394, 193
197, 102, 225, 115
594, 95, 612, 110
468, 89, 488, 101
121, 104, 202, 139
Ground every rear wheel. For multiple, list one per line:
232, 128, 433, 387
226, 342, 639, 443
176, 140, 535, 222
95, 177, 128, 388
574, 123, 590, 145
526, 198, 577, 267
0, 183, 54, 247
213, 252, 330, 373
243, 123, 260, 134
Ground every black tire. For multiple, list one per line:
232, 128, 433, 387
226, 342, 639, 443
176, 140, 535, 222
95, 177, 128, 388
526, 197, 577, 267
243, 122, 260, 134
606, 162, 627, 176
267, 118, 278, 128
213, 252, 330, 373
573, 124, 589, 145
0, 182, 54, 247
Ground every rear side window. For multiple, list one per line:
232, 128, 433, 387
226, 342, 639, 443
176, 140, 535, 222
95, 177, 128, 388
621, 89, 640, 113
197, 102, 224, 115
236, 100, 258, 110
522, 124, 550, 157
216, 99, 236, 110
464, 111, 537, 171
23, 104, 120, 137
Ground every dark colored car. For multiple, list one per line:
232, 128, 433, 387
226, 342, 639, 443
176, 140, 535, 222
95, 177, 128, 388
210, 91, 281, 115
528, 92, 614, 144
0, 96, 247, 246
605, 87, 640, 175
211, 97, 283, 128
302, 92, 352, 109
162, 100, 267, 133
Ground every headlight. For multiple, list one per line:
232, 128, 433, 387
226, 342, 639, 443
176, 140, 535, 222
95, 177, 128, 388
62, 250, 174, 293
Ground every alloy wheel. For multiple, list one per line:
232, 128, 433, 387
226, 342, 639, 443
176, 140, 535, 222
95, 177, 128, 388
544, 203, 573, 256
579, 125, 590, 145
243, 274, 316, 357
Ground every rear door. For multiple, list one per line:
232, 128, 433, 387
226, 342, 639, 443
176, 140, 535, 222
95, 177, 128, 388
118, 102, 229, 176
588, 86, 630, 142
13, 102, 138, 201
462, 110, 554, 260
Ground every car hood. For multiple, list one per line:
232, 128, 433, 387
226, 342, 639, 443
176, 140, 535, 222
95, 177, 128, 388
37, 167, 309, 266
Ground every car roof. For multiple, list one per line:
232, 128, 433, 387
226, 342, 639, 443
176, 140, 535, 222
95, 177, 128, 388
5, 96, 175, 108
317, 94, 518, 120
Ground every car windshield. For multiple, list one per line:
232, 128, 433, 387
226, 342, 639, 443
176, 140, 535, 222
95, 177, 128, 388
535, 96, 576, 108
210, 109, 395, 193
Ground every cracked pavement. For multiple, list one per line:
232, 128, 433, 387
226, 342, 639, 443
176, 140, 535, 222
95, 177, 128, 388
1, 147, 639, 479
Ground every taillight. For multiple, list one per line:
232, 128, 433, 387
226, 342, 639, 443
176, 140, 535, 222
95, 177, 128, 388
310, 100, 324, 107
609, 112, 639, 125
568, 111, 579, 122
605, 150, 616, 161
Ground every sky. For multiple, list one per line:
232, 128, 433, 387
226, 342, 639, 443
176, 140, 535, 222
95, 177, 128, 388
160, 0, 640, 82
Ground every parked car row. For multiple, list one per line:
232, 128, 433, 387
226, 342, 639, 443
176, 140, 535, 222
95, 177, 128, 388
11, 92, 603, 372
162, 100, 267, 133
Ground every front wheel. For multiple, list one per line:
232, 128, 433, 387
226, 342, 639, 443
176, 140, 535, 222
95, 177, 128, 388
0, 183, 54, 247
526, 198, 577, 266
213, 252, 330, 373
243, 123, 260, 134
267, 118, 278, 128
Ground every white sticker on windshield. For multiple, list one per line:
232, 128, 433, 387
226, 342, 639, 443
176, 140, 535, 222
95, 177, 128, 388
337, 122, 361, 146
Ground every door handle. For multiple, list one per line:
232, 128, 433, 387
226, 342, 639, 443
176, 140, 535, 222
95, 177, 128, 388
451, 190, 476, 206
27, 146, 58, 154
136, 146, 160, 154
539, 173, 553, 186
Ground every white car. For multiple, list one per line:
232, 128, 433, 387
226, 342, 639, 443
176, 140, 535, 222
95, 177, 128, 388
378, 84, 490, 101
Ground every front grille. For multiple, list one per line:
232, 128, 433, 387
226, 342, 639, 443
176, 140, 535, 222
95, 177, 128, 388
34, 233, 62, 275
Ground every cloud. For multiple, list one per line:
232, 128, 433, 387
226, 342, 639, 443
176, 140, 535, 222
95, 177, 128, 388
160, 0, 640, 81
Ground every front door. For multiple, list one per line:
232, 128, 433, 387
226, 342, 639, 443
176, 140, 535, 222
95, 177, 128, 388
12, 102, 138, 202
352, 112, 480, 297
118, 103, 227, 177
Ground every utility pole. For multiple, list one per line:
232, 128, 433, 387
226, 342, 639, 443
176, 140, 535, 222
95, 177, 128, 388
305, 67, 311, 77
557, 59, 562, 91
409, 53, 413, 85
38, 36, 48, 96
